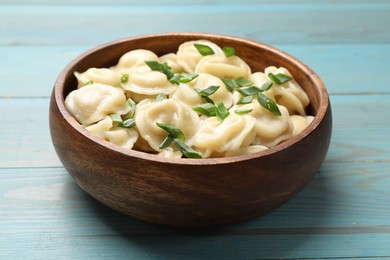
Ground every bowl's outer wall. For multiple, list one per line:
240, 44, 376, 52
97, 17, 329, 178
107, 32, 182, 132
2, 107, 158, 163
49, 33, 332, 228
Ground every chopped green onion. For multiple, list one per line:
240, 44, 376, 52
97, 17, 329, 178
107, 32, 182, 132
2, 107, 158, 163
120, 74, 129, 84
173, 139, 202, 158
234, 108, 253, 115
261, 81, 273, 91
268, 73, 293, 85
193, 103, 216, 117
156, 122, 185, 141
257, 93, 281, 116
84, 80, 93, 86
195, 85, 220, 97
235, 86, 262, 96
127, 98, 136, 118
194, 43, 215, 56
159, 135, 174, 149
144, 60, 163, 70
145, 61, 174, 80
110, 114, 136, 128
121, 118, 136, 128
178, 73, 199, 83
169, 73, 198, 85
236, 95, 254, 105
222, 78, 239, 92
223, 46, 236, 57
155, 93, 167, 101
110, 114, 123, 124
235, 77, 254, 88
216, 102, 230, 121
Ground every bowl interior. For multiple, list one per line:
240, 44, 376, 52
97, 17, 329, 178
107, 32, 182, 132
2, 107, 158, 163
55, 32, 328, 163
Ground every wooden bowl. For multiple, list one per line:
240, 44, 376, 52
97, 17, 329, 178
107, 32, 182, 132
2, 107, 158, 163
49, 33, 332, 228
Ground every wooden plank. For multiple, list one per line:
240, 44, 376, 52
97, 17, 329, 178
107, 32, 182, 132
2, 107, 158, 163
0, 94, 389, 167
0, 162, 389, 259
0, 3, 389, 46
0, 0, 388, 4
1, 44, 389, 97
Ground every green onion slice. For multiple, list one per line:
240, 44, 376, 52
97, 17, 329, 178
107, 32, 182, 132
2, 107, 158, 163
173, 139, 202, 158
159, 135, 174, 149
195, 85, 220, 97
120, 74, 129, 84
268, 73, 293, 85
222, 78, 239, 92
193, 103, 216, 117
235, 86, 262, 96
156, 122, 185, 141
223, 46, 236, 57
261, 81, 273, 91
194, 43, 215, 56
216, 102, 230, 121
236, 95, 254, 105
235, 77, 254, 88
84, 80, 93, 86
121, 118, 136, 128
155, 93, 167, 101
145, 61, 174, 80
257, 93, 281, 116
127, 98, 136, 118
234, 108, 253, 115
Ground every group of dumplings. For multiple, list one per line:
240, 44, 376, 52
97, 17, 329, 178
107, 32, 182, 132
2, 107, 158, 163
65, 39, 314, 159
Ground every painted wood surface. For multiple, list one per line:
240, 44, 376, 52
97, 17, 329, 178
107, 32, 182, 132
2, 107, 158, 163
0, 0, 389, 259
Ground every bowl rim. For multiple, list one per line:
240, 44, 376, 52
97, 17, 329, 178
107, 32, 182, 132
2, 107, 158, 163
53, 32, 329, 166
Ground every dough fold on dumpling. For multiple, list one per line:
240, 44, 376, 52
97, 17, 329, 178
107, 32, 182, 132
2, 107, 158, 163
121, 65, 177, 96
85, 116, 138, 150
195, 54, 251, 79
65, 83, 130, 126
264, 66, 310, 116
113, 49, 159, 73
74, 68, 122, 88
170, 73, 233, 109
177, 40, 223, 73
135, 99, 200, 151
193, 114, 256, 157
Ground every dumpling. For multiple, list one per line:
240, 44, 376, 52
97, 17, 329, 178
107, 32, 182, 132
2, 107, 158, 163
159, 53, 184, 73
74, 68, 122, 88
170, 73, 233, 108
65, 83, 130, 126
195, 54, 251, 79
193, 114, 256, 157
135, 99, 200, 151
85, 116, 138, 149
290, 115, 314, 136
113, 49, 159, 73
176, 40, 223, 73
121, 65, 177, 96
231, 102, 293, 148
265, 66, 310, 116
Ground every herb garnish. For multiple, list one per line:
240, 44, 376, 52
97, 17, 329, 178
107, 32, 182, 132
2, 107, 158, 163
268, 73, 293, 85
120, 74, 129, 84
84, 80, 94, 86
221, 77, 282, 116
234, 108, 253, 115
194, 44, 215, 56
257, 93, 281, 116
155, 93, 167, 101
156, 122, 202, 158
110, 114, 136, 128
194, 85, 220, 104
223, 46, 236, 57
215, 102, 230, 121
193, 103, 217, 117
145, 60, 198, 85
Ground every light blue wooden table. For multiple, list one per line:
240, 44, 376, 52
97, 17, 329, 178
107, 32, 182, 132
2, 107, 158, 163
1, 1, 390, 259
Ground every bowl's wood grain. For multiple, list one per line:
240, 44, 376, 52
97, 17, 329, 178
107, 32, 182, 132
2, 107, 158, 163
50, 33, 332, 228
